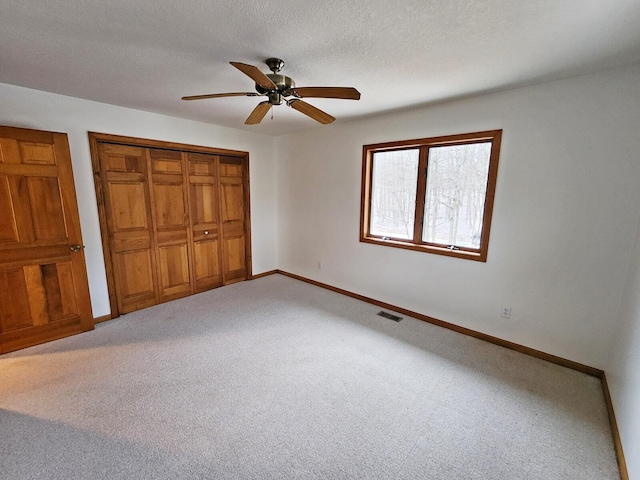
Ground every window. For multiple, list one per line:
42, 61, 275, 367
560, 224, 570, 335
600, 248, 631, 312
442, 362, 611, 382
360, 130, 502, 261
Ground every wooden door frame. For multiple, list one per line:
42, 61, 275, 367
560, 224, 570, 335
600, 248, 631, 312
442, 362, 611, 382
88, 132, 252, 319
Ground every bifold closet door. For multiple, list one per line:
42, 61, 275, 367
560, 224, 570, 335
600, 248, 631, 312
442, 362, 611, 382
187, 153, 248, 289
187, 153, 223, 292
95, 137, 250, 316
148, 149, 192, 302
219, 156, 248, 284
98, 144, 159, 313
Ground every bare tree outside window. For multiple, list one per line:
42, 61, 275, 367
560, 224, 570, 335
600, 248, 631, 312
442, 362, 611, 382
423, 143, 491, 248
370, 149, 419, 239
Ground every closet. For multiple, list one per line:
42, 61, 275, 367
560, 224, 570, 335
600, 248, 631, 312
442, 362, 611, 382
90, 133, 251, 317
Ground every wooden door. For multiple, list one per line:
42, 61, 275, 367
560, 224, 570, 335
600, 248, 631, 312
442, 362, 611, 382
148, 149, 192, 302
219, 156, 249, 284
187, 153, 223, 292
97, 143, 158, 314
0, 126, 93, 353
90, 133, 252, 317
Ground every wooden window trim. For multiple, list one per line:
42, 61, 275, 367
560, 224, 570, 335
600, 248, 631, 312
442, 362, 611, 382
360, 130, 502, 262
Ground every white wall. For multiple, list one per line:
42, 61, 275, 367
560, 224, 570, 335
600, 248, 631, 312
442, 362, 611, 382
0, 83, 278, 318
277, 64, 640, 369
606, 216, 640, 479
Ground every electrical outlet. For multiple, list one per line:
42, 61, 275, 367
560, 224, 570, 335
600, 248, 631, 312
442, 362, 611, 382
317, 260, 322, 269
501, 306, 512, 319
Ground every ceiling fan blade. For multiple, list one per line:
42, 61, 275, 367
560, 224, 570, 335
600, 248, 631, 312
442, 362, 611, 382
291, 87, 361, 100
230, 62, 277, 90
245, 101, 272, 125
287, 99, 335, 124
182, 92, 259, 101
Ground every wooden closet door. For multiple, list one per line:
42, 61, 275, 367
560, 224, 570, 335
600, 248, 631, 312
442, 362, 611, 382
219, 156, 248, 284
148, 149, 192, 302
91, 133, 252, 317
98, 143, 158, 313
187, 153, 223, 292
0, 126, 93, 353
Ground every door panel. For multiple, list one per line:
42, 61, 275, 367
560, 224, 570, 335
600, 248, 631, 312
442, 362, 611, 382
0, 176, 19, 244
0, 126, 93, 354
117, 250, 155, 297
40, 262, 79, 319
223, 236, 246, 281
219, 156, 248, 284
158, 244, 190, 297
24, 265, 49, 326
190, 182, 218, 224
153, 184, 185, 227
0, 268, 32, 331
0, 138, 22, 164
149, 149, 192, 301
220, 181, 244, 223
193, 239, 221, 291
52, 262, 78, 317
108, 181, 148, 230
19, 142, 57, 165
219, 162, 243, 177
193, 240, 220, 279
99, 143, 158, 313
189, 156, 216, 176
188, 153, 223, 292
26, 177, 68, 240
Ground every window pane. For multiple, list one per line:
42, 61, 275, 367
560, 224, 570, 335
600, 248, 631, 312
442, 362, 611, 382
370, 149, 419, 240
423, 142, 492, 248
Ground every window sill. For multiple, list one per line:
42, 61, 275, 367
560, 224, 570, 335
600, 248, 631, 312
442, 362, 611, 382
360, 235, 487, 262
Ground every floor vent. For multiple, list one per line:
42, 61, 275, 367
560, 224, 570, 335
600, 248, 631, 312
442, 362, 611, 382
377, 311, 402, 322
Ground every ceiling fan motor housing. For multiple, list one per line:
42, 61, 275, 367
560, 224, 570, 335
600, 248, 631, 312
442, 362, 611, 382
256, 73, 295, 101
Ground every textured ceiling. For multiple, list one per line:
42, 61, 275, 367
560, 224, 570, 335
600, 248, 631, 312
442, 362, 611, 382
2, 0, 640, 136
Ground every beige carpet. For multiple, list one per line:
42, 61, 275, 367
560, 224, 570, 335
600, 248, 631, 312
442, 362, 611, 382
0, 274, 620, 479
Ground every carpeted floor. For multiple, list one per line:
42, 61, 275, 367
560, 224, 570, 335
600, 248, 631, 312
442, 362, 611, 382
0, 274, 620, 479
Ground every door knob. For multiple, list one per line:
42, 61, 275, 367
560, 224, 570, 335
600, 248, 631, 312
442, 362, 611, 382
70, 244, 82, 253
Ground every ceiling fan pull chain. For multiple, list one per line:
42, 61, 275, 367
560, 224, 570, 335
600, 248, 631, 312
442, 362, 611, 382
271, 105, 274, 120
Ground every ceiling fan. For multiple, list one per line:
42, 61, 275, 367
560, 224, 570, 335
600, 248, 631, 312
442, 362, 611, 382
182, 58, 361, 125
